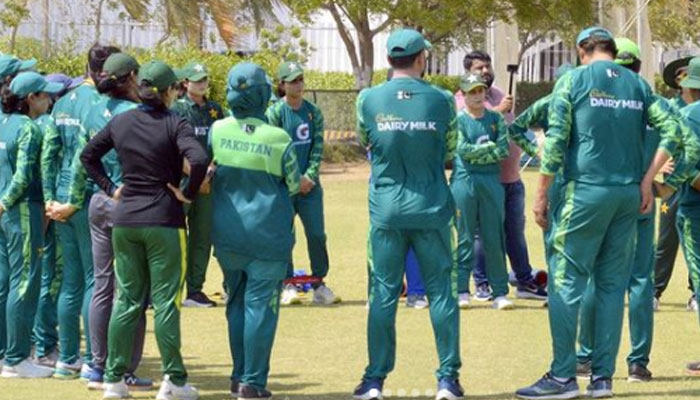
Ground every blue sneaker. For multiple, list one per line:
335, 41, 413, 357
516, 373, 579, 399
80, 363, 94, 381
353, 378, 383, 400
87, 367, 104, 390
436, 378, 464, 400
585, 377, 612, 398
124, 373, 153, 391
474, 283, 493, 301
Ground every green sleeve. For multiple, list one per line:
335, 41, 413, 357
508, 95, 549, 157
665, 106, 700, 189
445, 94, 457, 161
648, 94, 685, 158
470, 113, 510, 164
282, 142, 301, 196
455, 113, 497, 161
1, 122, 41, 209
40, 116, 61, 203
265, 102, 282, 128
304, 105, 324, 181
66, 125, 90, 208
355, 89, 370, 147
540, 73, 574, 176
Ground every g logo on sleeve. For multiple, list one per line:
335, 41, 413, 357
296, 123, 310, 141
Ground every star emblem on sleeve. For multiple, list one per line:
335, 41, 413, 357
660, 202, 669, 214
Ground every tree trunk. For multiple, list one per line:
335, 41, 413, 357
42, 0, 50, 57
356, 27, 374, 89
9, 25, 19, 53
95, 0, 105, 43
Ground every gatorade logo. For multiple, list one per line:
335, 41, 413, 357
296, 123, 310, 140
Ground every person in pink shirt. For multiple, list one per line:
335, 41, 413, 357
454, 50, 547, 303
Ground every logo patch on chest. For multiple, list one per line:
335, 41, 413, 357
296, 123, 310, 140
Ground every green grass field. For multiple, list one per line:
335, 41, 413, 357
5, 165, 700, 400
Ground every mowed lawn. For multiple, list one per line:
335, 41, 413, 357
4, 164, 700, 400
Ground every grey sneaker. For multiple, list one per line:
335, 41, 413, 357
686, 361, 700, 376
406, 294, 428, 309
515, 373, 579, 399
628, 363, 652, 382
585, 377, 612, 398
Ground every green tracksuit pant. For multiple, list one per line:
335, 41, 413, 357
544, 174, 565, 262
577, 212, 656, 368
364, 224, 461, 381
287, 184, 329, 279
32, 221, 61, 358
0, 201, 44, 365
105, 226, 188, 386
451, 173, 509, 297
215, 250, 285, 390
185, 192, 212, 295
677, 211, 700, 323
547, 181, 638, 379
56, 205, 93, 365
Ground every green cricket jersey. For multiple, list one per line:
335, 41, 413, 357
210, 116, 300, 261
670, 94, 687, 111
67, 97, 138, 207
508, 93, 551, 157
171, 95, 224, 157
266, 99, 324, 182
41, 82, 101, 204
677, 101, 700, 211
451, 109, 509, 179
542, 60, 686, 186
0, 114, 43, 208
356, 77, 457, 230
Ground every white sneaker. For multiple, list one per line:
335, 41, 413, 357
492, 296, 514, 310
280, 284, 301, 305
0, 358, 54, 378
157, 375, 198, 400
653, 297, 660, 312
687, 296, 697, 312
313, 284, 341, 305
103, 378, 129, 399
458, 293, 471, 309
34, 348, 59, 368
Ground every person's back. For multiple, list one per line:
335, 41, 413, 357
49, 83, 101, 202
357, 77, 455, 229
103, 106, 199, 227
556, 60, 649, 185
210, 116, 298, 261
0, 113, 42, 204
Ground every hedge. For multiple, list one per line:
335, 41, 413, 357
2, 36, 549, 130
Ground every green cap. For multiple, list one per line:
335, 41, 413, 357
680, 57, 700, 90
459, 73, 487, 93
9, 71, 63, 97
663, 56, 693, 90
173, 67, 188, 81
0, 55, 37, 79
576, 26, 613, 46
103, 53, 139, 78
614, 37, 641, 65
182, 61, 208, 82
277, 61, 304, 82
386, 28, 432, 58
138, 61, 177, 91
